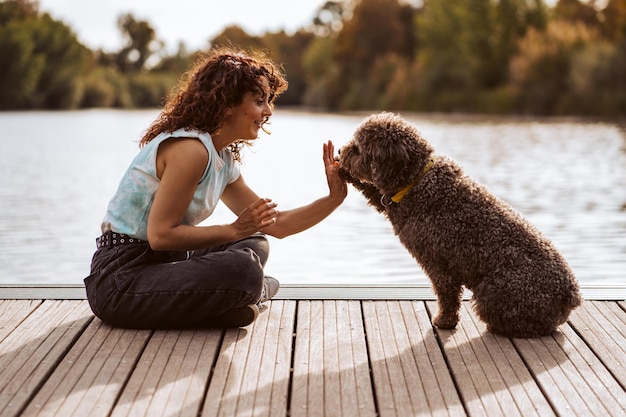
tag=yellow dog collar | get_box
[390,157,436,203]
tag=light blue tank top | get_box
[101,128,241,240]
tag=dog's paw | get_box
[338,167,358,183]
[432,314,458,329]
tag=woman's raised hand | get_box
[323,140,348,203]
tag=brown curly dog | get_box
[339,112,582,337]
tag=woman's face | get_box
[222,77,273,141]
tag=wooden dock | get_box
[0,286,624,416]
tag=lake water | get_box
[0,109,624,285]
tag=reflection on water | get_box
[0,110,624,285]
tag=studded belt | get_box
[96,231,146,249]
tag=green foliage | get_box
[151,42,197,75]
[127,72,177,108]
[80,68,118,108]
[0,20,45,108]
[311,1,348,37]
[415,0,547,111]
[259,30,315,106]
[28,14,88,108]
[115,13,159,73]
[600,0,626,43]
[0,0,624,116]
[301,36,342,108]
[334,0,414,81]
[510,20,597,114]
[79,68,177,109]
[209,26,315,106]
[0,0,87,109]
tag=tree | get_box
[493,0,548,86]
[28,14,89,108]
[510,20,597,114]
[0,0,87,109]
[0,0,41,108]
[602,0,626,41]
[415,0,548,111]
[417,0,492,95]
[302,36,342,108]
[152,41,197,75]
[332,0,416,108]
[0,26,44,108]
[310,0,350,36]
[335,0,415,77]
[261,29,314,105]
[0,0,37,23]
[554,0,600,27]
[115,13,158,72]
[211,25,263,49]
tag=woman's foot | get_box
[211,304,259,328]
[259,276,280,304]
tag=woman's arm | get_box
[146,138,277,251]
[221,141,347,239]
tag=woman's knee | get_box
[231,233,270,266]
[228,248,265,295]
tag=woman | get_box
[85,47,347,329]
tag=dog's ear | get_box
[368,144,413,190]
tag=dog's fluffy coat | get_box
[339,112,581,337]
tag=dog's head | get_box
[339,112,434,194]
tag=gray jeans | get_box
[84,233,269,329]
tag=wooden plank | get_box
[111,328,222,417]
[0,300,41,343]
[0,300,92,417]
[203,301,295,417]
[568,301,626,389]
[514,322,625,416]
[289,300,310,417]
[361,301,397,417]
[400,301,465,416]
[337,300,376,417]
[223,300,296,417]
[228,308,269,416]
[364,300,422,417]
[0,298,623,417]
[317,301,376,417]
[462,303,555,417]
[289,300,375,417]
[323,302,342,416]
[428,301,554,417]
[256,301,296,416]
[290,300,324,417]
[21,319,151,417]
[363,301,462,417]
[559,322,626,416]
[602,301,626,334]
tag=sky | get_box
[37,0,327,52]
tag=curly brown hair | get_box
[140,46,288,161]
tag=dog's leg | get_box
[430,276,463,329]
[338,168,386,213]
[349,180,386,213]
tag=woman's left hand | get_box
[323,140,348,203]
